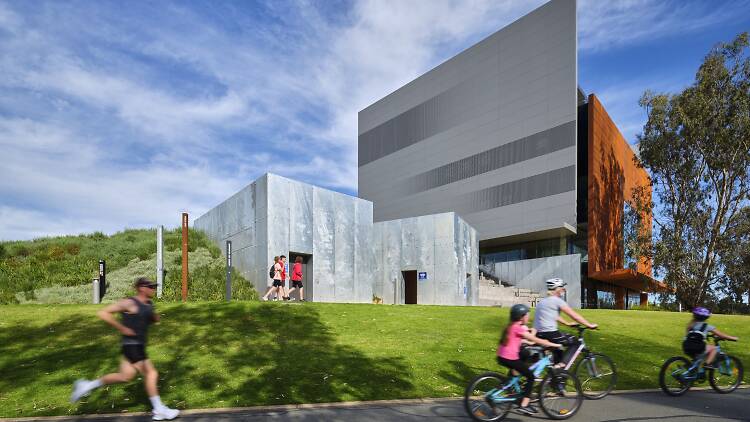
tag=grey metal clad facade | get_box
[358,0,578,242]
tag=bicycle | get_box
[565,326,617,399]
[464,346,583,421]
[658,335,743,396]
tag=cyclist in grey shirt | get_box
[534,278,597,366]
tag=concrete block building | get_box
[195,173,479,305]
[357,0,664,309]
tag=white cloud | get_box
[1,0,745,240]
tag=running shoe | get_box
[70,379,90,403]
[152,406,180,420]
[516,405,538,415]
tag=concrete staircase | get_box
[477,272,542,308]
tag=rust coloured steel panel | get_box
[587,94,652,277]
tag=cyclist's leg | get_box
[538,331,565,364]
[703,345,717,367]
[498,357,534,407]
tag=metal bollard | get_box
[93,278,100,304]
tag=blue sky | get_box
[1,0,749,240]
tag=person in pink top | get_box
[497,304,562,416]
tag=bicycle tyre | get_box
[538,370,583,420]
[463,372,513,421]
[659,356,693,396]
[708,354,744,394]
[573,352,617,399]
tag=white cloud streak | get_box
[1,0,746,240]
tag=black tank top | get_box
[121,297,154,345]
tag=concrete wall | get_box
[358,0,578,242]
[193,176,269,294]
[492,254,581,307]
[195,174,478,305]
[373,212,479,306]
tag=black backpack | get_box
[682,322,708,357]
[269,265,275,279]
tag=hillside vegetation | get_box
[0,228,257,304]
[0,304,748,418]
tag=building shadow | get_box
[0,303,414,417]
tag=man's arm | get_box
[556,316,577,327]
[97,299,136,336]
[152,311,161,323]
[560,305,597,329]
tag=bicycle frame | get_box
[487,354,553,403]
[673,339,731,381]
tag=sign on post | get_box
[225,240,232,302]
[98,259,106,301]
[418,272,428,281]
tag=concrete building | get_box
[194,173,478,305]
[357,0,664,309]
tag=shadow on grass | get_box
[0,303,414,417]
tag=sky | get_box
[1,0,749,241]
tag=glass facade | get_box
[480,237,567,266]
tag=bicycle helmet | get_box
[510,304,530,321]
[692,306,711,321]
[546,278,567,291]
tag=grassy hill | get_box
[0,228,257,304]
[1,303,748,418]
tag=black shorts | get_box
[272,280,284,287]
[122,344,147,364]
[292,280,303,289]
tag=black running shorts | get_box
[122,344,147,364]
[292,280,303,289]
[272,280,284,287]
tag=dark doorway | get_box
[289,252,312,301]
[402,270,417,304]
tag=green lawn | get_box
[1,303,748,418]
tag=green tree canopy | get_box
[637,32,750,309]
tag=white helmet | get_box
[546,278,567,290]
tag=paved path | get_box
[5,389,748,422]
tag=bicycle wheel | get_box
[538,370,583,420]
[573,353,617,399]
[464,372,514,421]
[708,354,744,394]
[659,356,693,396]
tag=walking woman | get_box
[287,256,304,301]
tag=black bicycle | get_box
[564,326,617,399]
[659,336,743,396]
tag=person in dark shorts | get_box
[287,256,304,301]
[70,278,179,421]
[262,256,281,301]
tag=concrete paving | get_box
[4,389,748,422]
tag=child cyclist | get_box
[683,307,739,368]
[498,304,563,416]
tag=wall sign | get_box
[418,272,428,281]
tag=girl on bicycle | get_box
[498,304,563,416]
[684,307,739,368]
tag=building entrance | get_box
[402,270,417,304]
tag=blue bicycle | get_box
[464,346,583,420]
[658,336,743,396]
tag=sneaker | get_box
[703,364,715,370]
[70,379,90,403]
[152,406,180,420]
[261,297,268,302]
[516,405,538,415]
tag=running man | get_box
[533,277,597,367]
[70,277,179,421]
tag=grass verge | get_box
[0,304,747,418]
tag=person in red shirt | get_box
[497,304,562,416]
[287,256,305,301]
[279,255,289,300]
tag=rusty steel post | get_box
[181,212,188,302]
